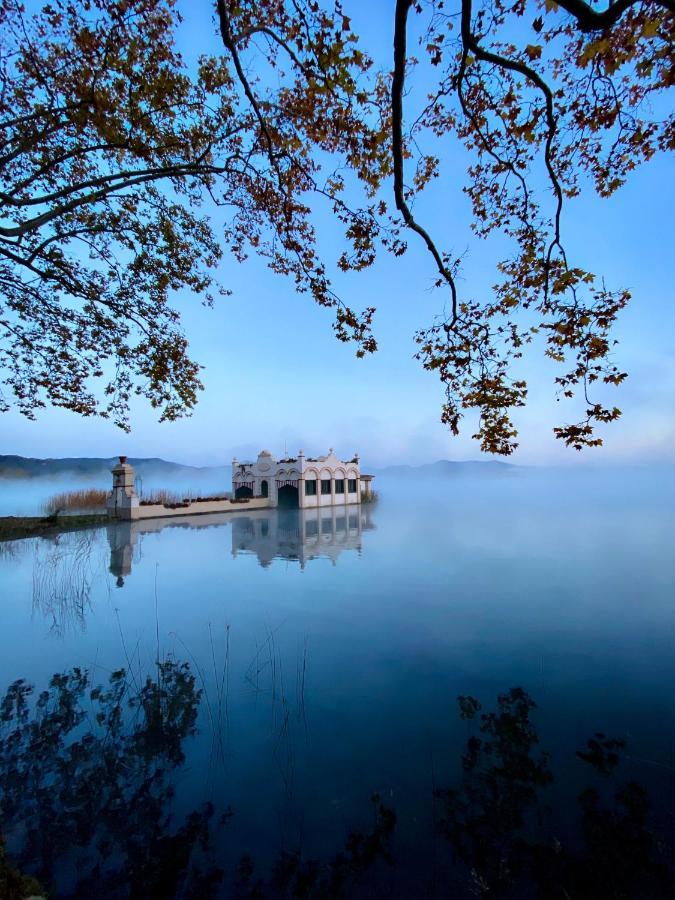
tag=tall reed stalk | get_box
[42,488,108,515]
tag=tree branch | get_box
[0,161,228,239]
[392,0,458,322]
[215,0,291,211]
[555,0,674,33]
[459,0,565,298]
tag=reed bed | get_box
[42,485,232,514]
[43,488,108,515]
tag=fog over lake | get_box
[0,466,673,896]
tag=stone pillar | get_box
[360,475,373,501]
[355,453,362,504]
[298,449,305,508]
[107,456,139,520]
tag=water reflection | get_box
[107,507,376,583]
[434,689,673,898]
[2,530,108,635]
[106,515,227,586]
[0,659,223,898]
[0,506,376,635]
[2,470,674,895]
[0,668,671,898]
[231,507,375,568]
[32,531,105,636]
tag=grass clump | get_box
[43,487,108,515]
[140,489,231,506]
[139,488,184,506]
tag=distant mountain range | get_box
[0,454,514,481]
[0,455,222,479]
[374,459,515,478]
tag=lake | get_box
[0,467,674,897]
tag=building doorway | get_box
[277,484,299,508]
[260,479,269,498]
[235,485,253,499]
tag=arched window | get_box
[260,479,269,498]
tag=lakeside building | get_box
[106,450,374,521]
[231,449,374,508]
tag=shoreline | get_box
[0,514,109,543]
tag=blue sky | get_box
[3,1,674,467]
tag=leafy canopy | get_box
[0,0,672,450]
[394,0,672,452]
[0,0,385,429]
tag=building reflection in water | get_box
[107,507,376,583]
[231,507,375,568]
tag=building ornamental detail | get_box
[231,449,374,508]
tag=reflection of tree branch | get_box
[236,793,396,896]
[436,688,673,897]
[0,660,221,894]
[1,671,672,895]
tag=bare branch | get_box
[392,0,458,321]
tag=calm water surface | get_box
[0,468,673,897]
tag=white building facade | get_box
[231,449,372,508]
